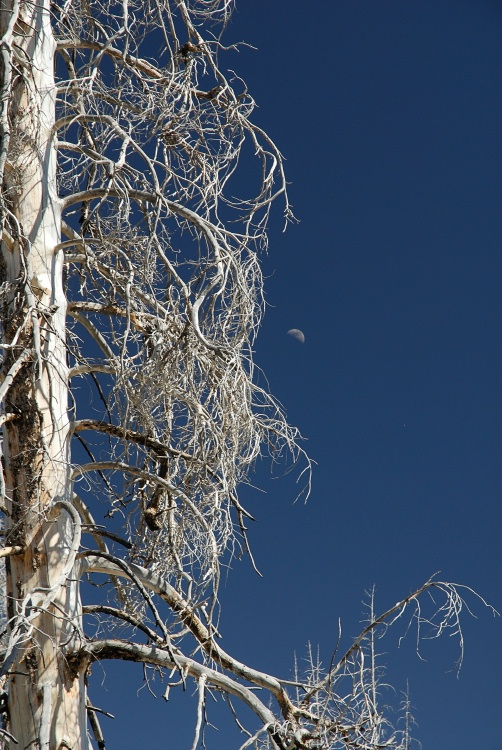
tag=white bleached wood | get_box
[0,1,87,747]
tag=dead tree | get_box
[0,1,493,749]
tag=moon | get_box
[287,328,305,344]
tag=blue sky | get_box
[91,2,501,748]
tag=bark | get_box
[0,1,87,747]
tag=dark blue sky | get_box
[93,2,501,748]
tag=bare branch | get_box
[81,639,278,731]
[0,349,33,403]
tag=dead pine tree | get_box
[0,2,494,749]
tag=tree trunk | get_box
[0,1,87,747]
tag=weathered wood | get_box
[0,2,87,747]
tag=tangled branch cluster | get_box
[48,0,306,608]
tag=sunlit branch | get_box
[80,550,296,719]
[78,639,278,731]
